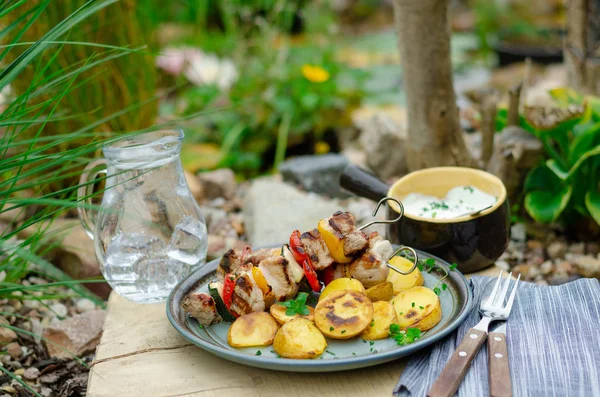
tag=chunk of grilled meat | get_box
[217,248,278,279]
[300,229,334,270]
[258,256,300,301]
[228,272,266,317]
[347,232,393,288]
[328,211,368,255]
[180,292,221,326]
[243,248,279,266]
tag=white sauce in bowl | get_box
[402,186,497,219]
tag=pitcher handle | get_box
[77,159,107,240]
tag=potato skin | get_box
[360,301,397,340]
[227,312,280,347]
[314,290,373,339]
[365,281,394,302]
[318,277,365,302]
[269,304,315,325]
[273,318,327,359]
[391,286,442,331]
[387,257,424,295]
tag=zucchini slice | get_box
[208,282,236,322]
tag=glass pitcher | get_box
[77,130,207,303]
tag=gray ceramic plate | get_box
[167,248,474,372]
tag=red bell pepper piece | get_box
[222,274,236,309]
[289,230,307,264]
[290,230,321,292]
[302,259,321,292]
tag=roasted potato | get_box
[365,281,394,302]
[315,290,373,339]
[273,318,327,359]
[227,312,280,347]
[360,301,397,340]
[391,286,442,331]
[318,277,365,302]
[387,256,424,295]
[270,304,315,325]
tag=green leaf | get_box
[569,121,600,166]
[524,186,572,223]
[296,292,308,305]
[546,159,569,181]
[585,191,600,226]
[525,165,562,191]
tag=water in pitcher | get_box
[82,130,208,303]
[103,217,207,302]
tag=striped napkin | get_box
[394,276,600,397]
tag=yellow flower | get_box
[314,141,330,154]
[302,64,330,83]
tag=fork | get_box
[427,272,520,397]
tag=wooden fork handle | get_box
[427,328,487,397]
[488,332,512,397]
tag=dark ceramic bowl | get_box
[340,165,510,273]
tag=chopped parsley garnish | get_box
[279,292,310,316]
[433,287,441,295]
[329,326,334,331]
[399,312,404,315]
[411,302,415,307]
[326,350,335,356]
[419,306,424,309]
[389,324,422,346]
[442,283,448,291]
[370,320,375,327]
[362,339,367,343]
[431,212,437,218]
[369,341,375,346]
[255,350,262,356]
[449,263,458,271]
[341,330,346,334]
[352,352,357,356]
[464,186,474,193]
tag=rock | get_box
[243,179,342,246]
[75,298,96,313]
[0,317,17,345]
[510,223,527,243]
[571,255,600,278]
[512,264,531,279]
[184,171,204,202]
[535,280,549,286]
[1,386,15,394]
[49,303,67,319]
[540,260,554,275]
[586,242,600,256]
[206,235,246,260]
[43,310,105,359]
[527,264,541,279]
[199,207,228,229]
[23,300,39,309]
[569,242,586,255]
[526,240,544,258]
[22,367,39,381]
[546,241,567,259]
[358,114,408,179]
[279,154,351,198]
[197,169,236,200]
[17,219,111,299]
[5,343,21,360]
[495,260,510,271]
[341,145,368,169]
[555,260,573,275]
[13,369,24,376]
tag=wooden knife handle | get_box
[427,328,487,397]
[488,332,512,397]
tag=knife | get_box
[488,322,512,397]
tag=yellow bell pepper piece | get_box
[252,267,270,295]
[318,219,353,263]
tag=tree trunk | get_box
[565,0,600,95]
[393,0,474,170]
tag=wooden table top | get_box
[87,265,503,397]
